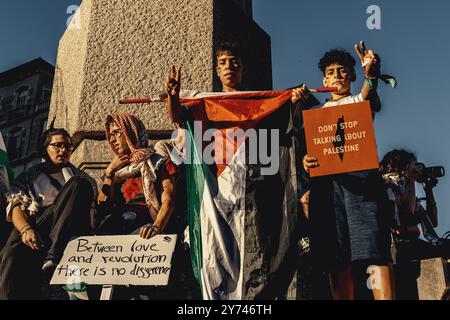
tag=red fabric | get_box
[180,90,292,122]
[180,90,292,176]
[121,177,145,204]
[159,159,177,181]
[120,160,176,204]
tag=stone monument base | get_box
[395,258,449,300]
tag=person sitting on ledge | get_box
[0,127,97,300]
[95,113,190,299]
[96,113,178,238]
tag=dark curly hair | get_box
[216,42,246,64]
[40,128,72,159]
[318,49,356,82]
[380,149,417,174]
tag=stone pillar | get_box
[417,258,449,300]
[48,0,271,178]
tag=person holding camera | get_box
[380,149,449,262]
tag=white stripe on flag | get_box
[198,145,246,300]
[0,132,6,151]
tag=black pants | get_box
[0,176,94,300]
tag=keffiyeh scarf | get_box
[105,113,166,213]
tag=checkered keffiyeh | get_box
[105,113,162,212]
[105,113,151,163]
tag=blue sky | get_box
[1,0,449,235]
[254,0,450,236]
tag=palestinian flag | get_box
[0,132,13,190]
[180,90,300,300]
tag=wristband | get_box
[364,78,378,89]
[150,225,161,234]
[102,171,115,181]
[19,224,32,233]
[20,226,32,236]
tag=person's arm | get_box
[361,81,381,113]
[424,178,438,227]
[140,176,176,239]
[98,175,114,204]
[300,190,310,220]
[98,155,130,204]
[354,41,382,113]
[11,205,41,250]
[5,171,42,249]
[165,66,185,127]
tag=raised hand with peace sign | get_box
[354,40,381,79]
[164,65,185,126]
[165,65,181,99]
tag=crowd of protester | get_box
[0,41,448,300]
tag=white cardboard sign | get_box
[50,235,177,286]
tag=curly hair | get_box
[380,149,417,174]
[318,49,356,82]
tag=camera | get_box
[415,163,445,183]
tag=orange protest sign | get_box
[302,101,379,177]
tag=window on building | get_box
[41,86,52,101]
[2,96,14,112]
[16,89,29,109]
[36,86,51,111]
[7,127,26,160]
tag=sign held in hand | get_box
[302,101,380,177]
[50,235,177,287]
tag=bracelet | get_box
[150,225,161,234]
[20,226,32,236]
[364,78,379,89]
[19,224,32,233]
[102,171,115,181]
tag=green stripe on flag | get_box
[184,118,219,296]
[0,133,13,183]
[185,118,205,291]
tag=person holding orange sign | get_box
[298,41,395,300]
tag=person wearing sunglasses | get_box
[0,127,97,300]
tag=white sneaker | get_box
[42,260,57,272]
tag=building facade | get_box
[233,0,252,17]
[0,58,54,177]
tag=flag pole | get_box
[118,87,337,105]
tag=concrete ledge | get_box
[417,258,449,300]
